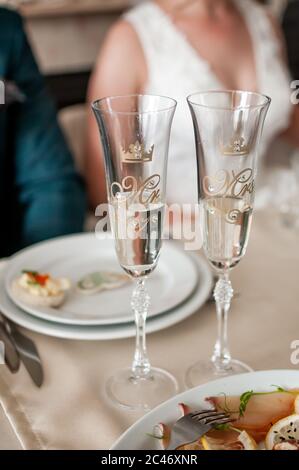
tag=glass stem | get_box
[211,271,234,371]
[131,278,151,379]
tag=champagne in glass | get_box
[111,199,165,277]
[186,90,270,387]
[92,94,178,410]
[203,196,253,270]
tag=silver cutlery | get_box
[1,316,44,387]
[167,409,232,450]
[0,321,20,373]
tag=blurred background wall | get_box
[0,0,135,107]
[0,0,293,107]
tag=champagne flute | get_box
[92,94,178,410]
[186,90,270,387]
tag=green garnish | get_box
[22,270,38,275]
[271,385,294,393]
[217,392,231,414]
[214,423,231,431]
[150,386,298,443]
[217,386,297,418]
[239,390,254,417]
[146,432,164,440]
[238,386,296,417]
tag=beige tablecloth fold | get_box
[0,211,299,449]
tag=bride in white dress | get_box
[86,0,299,208]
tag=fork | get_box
[167,410,232,450]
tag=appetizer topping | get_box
[178,403,191,416]
[273,441,299,450]
[153,423,171,450]
[22,270,49,286]
[12,270,71,308]
[207,387,299,442]
[200,429,257,450]
[265,414,299,450]
[153,388,299,451]
[18,271,70,297]
[77,271,130,295]
[237,430,258,450]
[178,440,205,451]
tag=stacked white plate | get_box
[0,234,213,340]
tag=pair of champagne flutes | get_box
[92,91,270,411]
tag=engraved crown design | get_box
[120,141,154,163]
[222,136,250,156]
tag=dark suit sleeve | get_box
[8,11,86,247]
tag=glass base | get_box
[106,367,179,411]
[185,358,253,389]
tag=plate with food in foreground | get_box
[111,370,299,450]
[4,233,202,326]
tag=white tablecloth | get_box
[0,211,299,449]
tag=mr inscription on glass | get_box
[111,141,160,205]
[203,168,255,198]
[111,174,160,205]
[203,168,255,224]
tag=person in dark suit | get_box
[282,0,299,80]
[0,7,86,257]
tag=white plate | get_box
[0,254,212,340]
[4,234,198,326]
[111,370,299,450]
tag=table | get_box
[0,210,299,449]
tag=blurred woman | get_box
[87,0,299,208]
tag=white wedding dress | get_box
[124,0,293,205]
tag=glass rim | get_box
[92,93,177,115]
[187,90,271,110]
